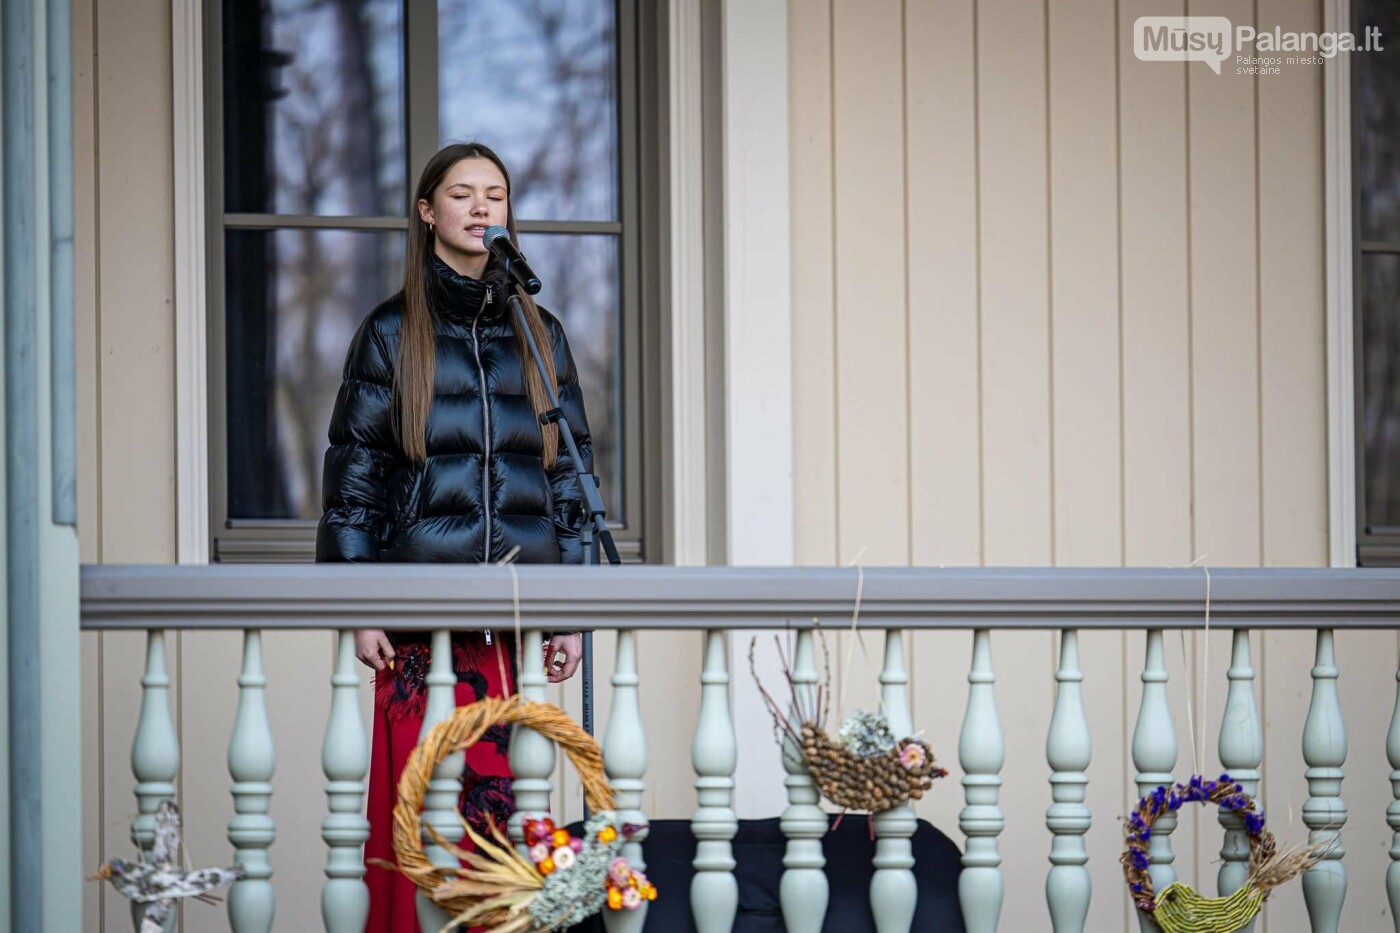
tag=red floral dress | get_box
[364,633,518,932]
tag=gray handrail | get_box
[80,564,1400,630]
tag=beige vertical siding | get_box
[789,0,1394,929]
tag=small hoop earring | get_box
[428,222,435,233]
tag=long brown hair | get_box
[397,143,560,467]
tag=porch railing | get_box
[81,564,1400,932]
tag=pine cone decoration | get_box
[800,730,946,812]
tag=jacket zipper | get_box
[471,289,495,644]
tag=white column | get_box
[1302,629,1348,932]
[225,627,274,924]
[321,631,370,932]
[1132,630,1176,933]
[416,630,460,932]
[871,631,917,932]
[131,631,180,932]
[959,629,1005,933]
[780,629,828,932]
[1045,630,1091,932]
[1217,629,1261,933]
[603,630,649,933]
[227,630,276,932]
[510,627,556,849]
[691,630,739,932]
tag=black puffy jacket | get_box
[315,256,593,571]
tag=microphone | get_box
[483,225,542,295]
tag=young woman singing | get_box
[316,141,592,930]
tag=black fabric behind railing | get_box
[567,816,965,932]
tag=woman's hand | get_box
[355,629,396,671]
[543,633,583,683]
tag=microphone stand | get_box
[501,273,621,746]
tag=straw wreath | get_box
[749,628,948,814]
[388,695,654,932]
[1121,773,1326,932]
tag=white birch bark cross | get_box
[94,800,244,932]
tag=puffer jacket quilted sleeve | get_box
[315,306,400,562]
[545,312,594,565]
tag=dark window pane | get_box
[438,0,619,222]
[226,229,405,520]
[1362,252,1400,530]
[518,233,622,522]
[223,0,405,216]
[1356,2,1400,241]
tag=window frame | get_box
[1351,0,1400,565]
[204,0,655,563]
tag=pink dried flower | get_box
[528,843,550,864]
[609,857,632,886]
[622,887,642,910]
[899,742,927,770]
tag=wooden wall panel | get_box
[791,0,838,568]
[832,0,908,568]
[1188,0,1262,568]
[905,0,981,569]
[1049,0,1123,569]
[977,0,1052,569]
[1118,0,1194,568]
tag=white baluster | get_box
[780,628,828,932]
[510,627,556,852]
[1302,629,1348,932]
[1046,630,1091,932]
[604,630,649,932]
[691,630,738,932]
[131,631,180,932]
[1217,629,1261,932]
[959,629,1005,933]
[1388,666,1400,931]
[1131,629,1177,933]
[321,630,370,932]
[227,630,276,932]
[871,630,917,931]
[416,629,461,932]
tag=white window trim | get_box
[668,0,711,567]
[720,0,794,568]
[1324,0,1357,568]
[173,0,210,565]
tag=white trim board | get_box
[668,0,710,568]
[172,0,210,565]
[1324,0,1356,569]
[721,0,794,567]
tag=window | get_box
[1354,0,1400,564]
[209,0,651,562]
